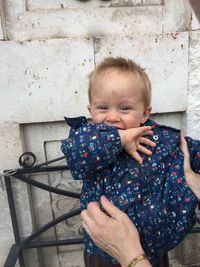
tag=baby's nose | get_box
[106,112,120,122]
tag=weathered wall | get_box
[0,0,200,266]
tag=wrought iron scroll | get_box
[3,152,82,267]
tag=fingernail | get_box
[101,195,107,202]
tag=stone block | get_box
[94,32,189,113]
[4,0,163,41]
[163,0,191,32]
[27,0,163,10]
[188,31,200,111]
[0,38,94,124]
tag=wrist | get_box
[126,254,151,267]
[118,129,126,147]
[120,248,145,267]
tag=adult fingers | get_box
[81,210,104,246]
[100,196,125,220]
[82,220,93,237]
[81,209,93,227]
[81,209,96,237]
[180,134,191,170]
[86,201,109,225]
[86,201,99,217]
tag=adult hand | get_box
[181,134,200,200]
[118,126,156,164]
[81,196,151,267]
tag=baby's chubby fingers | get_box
[130,151,143,164]
[140,137,156,148]
[118,126,156,163]
[137,144,153,156]
[138,126,153,136]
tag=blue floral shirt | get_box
[61,116,200,266]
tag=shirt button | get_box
[153,135,159,141]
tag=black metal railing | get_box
[3,152,200,267]
[3,152,82,267]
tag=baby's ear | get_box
[141,106,152,124]
[87,104,91,114]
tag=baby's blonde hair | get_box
[88,57,151,108]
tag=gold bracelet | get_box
[127,254,150,267]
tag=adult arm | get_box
[181,135,200,200]
[81,196,151,267]
[185,136,200,174]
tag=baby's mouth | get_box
[116,126,125,130]
[104,122,125,130]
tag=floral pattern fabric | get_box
[61,116,200,266]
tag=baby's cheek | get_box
[92,114,105,124]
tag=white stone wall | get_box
[187,30,200,140]
[0,0,200,266]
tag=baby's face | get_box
[88,69,151,130]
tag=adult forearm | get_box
[181,135,200,200]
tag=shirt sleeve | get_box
[186,136,200,174]
[61,122,122,180]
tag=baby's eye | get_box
[97,105,108,110]
[120,106,130,111]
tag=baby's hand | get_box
[118,126,156,164]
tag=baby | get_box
[61,57,200,266]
